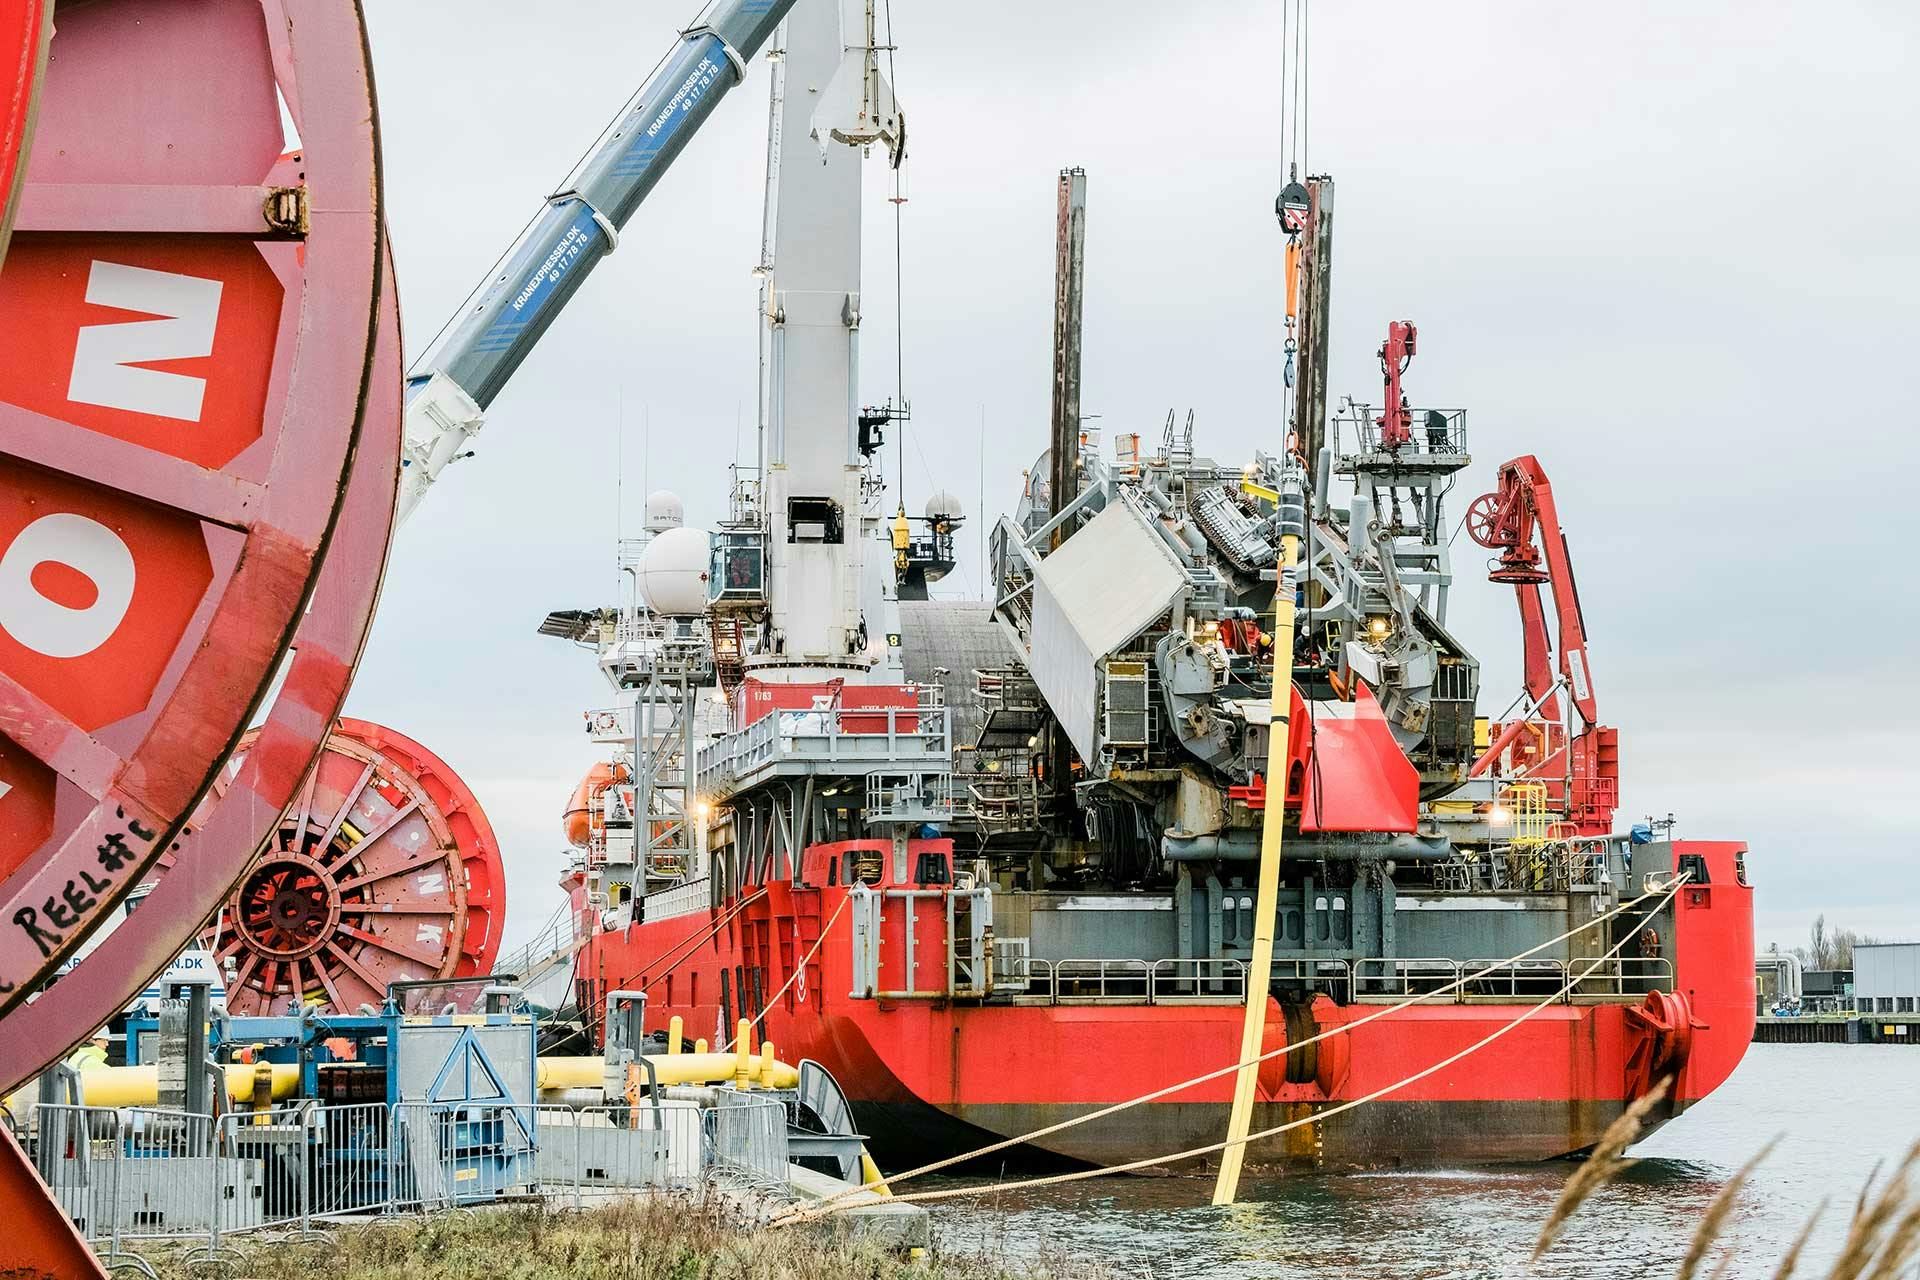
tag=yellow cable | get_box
[1215,530,1299,1205]
[791,873,1683,1217]
[781,876,1684,1221]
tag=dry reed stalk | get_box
[1531,1077,1673,1263]
[1767,1196,1827,1280]
[1828,1141,1920,1280]
[1855,1159,1885,1226]
[1674,1135,1779,1280]
[1860,1193,1920,1280]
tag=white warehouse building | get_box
[1854,943,1920,1015]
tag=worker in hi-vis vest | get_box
[66,1032,109,1071]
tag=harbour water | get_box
[929,1045,1918,1278]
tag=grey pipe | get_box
[1162,830,1452,862]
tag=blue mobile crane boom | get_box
[398,0,802,519]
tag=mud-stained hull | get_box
[855,1096,1691,1173]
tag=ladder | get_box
[711,616,746,698]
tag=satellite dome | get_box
[925,491,964,522]
[636,526,711,616]
[643,490,685,534]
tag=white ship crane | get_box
[541,0,936,925]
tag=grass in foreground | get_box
[149,1197,1113,1280]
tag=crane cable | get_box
[1276,0,1311,184]
[782,871,1687,1220]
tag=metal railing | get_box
[990,952,1669,1007]
[957,765,1049,834]
[18,1092,794,1273]
[848,885,994,1001]
[864,770,955,824]
[496,903,594,989]
[1334,404,1468,457]
[1148,957,1248,1003]
[695,692,951,799]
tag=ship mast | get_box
[747,0,903,687]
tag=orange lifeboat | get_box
[563,760,630,848]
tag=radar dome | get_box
[636,526,711,616]
[643,490,685,534]
[925,491,964,522]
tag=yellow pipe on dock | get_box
[535,1053,800,1092]
[10,1052,799,1112]
[61,1064,303,1108]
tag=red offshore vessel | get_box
[543,0,1754,1173]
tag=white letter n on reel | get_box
[67,261,223,422]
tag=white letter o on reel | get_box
[0,513,138,659]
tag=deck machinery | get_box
[974,381,1490,991]
[552,0,1753,1173]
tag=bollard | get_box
[759,1042,776,1089]
[734,1020,753,1090]
[667,1015,683,1055]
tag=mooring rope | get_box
[577,887,771,1043]
[635,887,768,991]
[780,873,1685,1221]
[719,893,850,1053]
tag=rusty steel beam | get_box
[1047,166,1087,547]
[1291,176,1334,469]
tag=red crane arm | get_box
[1376,320,1417,449]
[1464,454,1598,727]
[1516,581,1559,719]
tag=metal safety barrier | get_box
[17,1092,796,1272]
[707,1093,789,1184]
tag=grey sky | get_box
[350,1,1919,954]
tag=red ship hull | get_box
[576,841,1753,1173]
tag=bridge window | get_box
[915,852,951,886]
